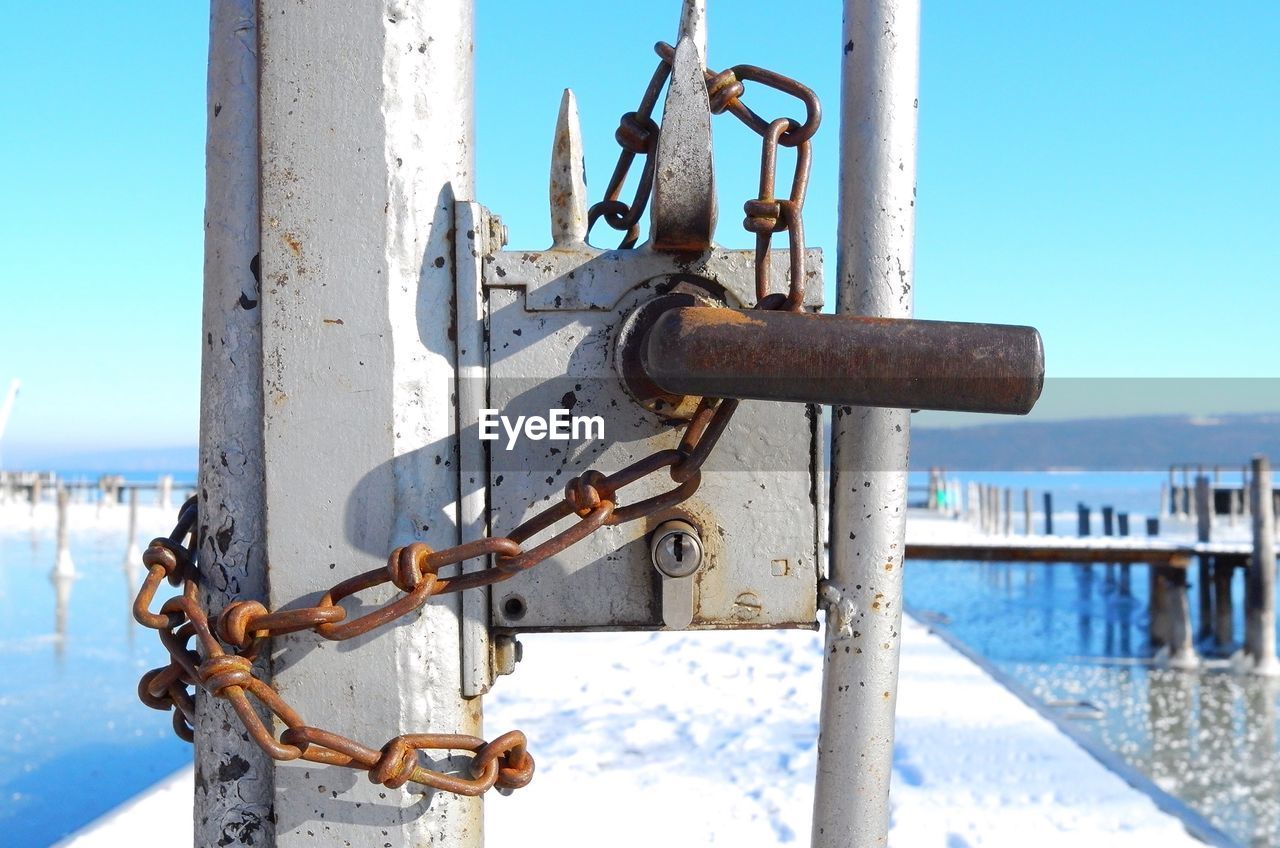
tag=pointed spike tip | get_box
[549,88,588,247]
[650,36,716,252]
[677,0,708,65]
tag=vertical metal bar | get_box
[195,1,272,842]
[814,2,919,844]
[256,0,480,845]
[457,202,494,698]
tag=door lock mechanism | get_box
[651,519,705,629]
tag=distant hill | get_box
[5,412,1277,477]
[908,413,1280,471]
[4,445,197,478]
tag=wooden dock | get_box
[905,538,1268,569]
[906,457,1279,673]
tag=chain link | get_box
[134,45,819,802]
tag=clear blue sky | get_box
[1,2,1276,459]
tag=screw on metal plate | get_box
[494,634,523,678]
[650,519,704,629]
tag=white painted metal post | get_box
[194,1,273,843]
[256,1,480,845]
[814,1,919,845]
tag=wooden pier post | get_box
[156,473,172,510]
[968,481,980,527]
[1117,512,1132,653]
[1077,503,1090,537]
[1196,475,1213,642]
[1102,506,1115,589]
[1245,455,1279,674]
[1149,569,1167,649]
[1002,488,1012,536]
[1140,488,1203,669]
[1213,555,1235,651]
[1117,512,1132,596]
[1159,567,1199,669]
[122,487,142,572]
[1023,488,1032,535]
[53,487,74,579]
[1043,492,1053,535]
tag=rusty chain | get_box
[134,43,819,802]
[589,40,820,315]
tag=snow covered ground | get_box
[62,614,1205,846]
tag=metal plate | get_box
[471,220,823,632]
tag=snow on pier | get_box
[61,616,1206,846]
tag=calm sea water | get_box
[0,502,192,846]
[0,469,1272,845]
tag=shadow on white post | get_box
[251,0,481,845]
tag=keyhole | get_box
[649,520,703,579]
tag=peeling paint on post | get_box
[195,1,272,845]
[813,1,920,845]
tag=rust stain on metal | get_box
[642,306,1044,414]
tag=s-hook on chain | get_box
[133,40,820,800]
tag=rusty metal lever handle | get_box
[641,307,1044,415]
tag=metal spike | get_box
[677,0,708,65]
[549,88,589,247]
[651,36,716,252]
